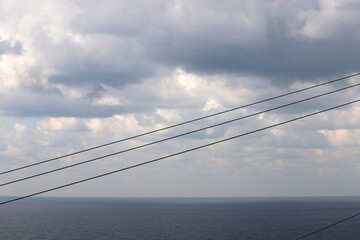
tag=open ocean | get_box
[1,196,360,240]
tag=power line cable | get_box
[1,73,359,176]
[295,212,360,239]
[1,98,359,206]
[2,82,360,187]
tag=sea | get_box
[1,196,360,240]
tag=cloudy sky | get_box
[1,0,360,198]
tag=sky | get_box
[1,0,360,198]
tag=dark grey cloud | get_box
[0,91,151,118]
[0,39,22,55]
[48,68,152,88]
[84,84,106,101]
[3,0,360,118]
[147,23,360,85]
[0,138,6,151]
[60,0,359,89]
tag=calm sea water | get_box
[1,196,360,240]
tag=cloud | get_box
[0,39,22,55]
[1,0,360,198]
[37,117,89,132]
[1,0,359,96]
[3,0,357,95]
[48,68,152,88]
[298,0,360,40]
[144,2,360,83]
[0,89,151,118]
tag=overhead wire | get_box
[1,98,359,206]
[1,81,360,187]
[295,211,360,239]
[1,72,359,176]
